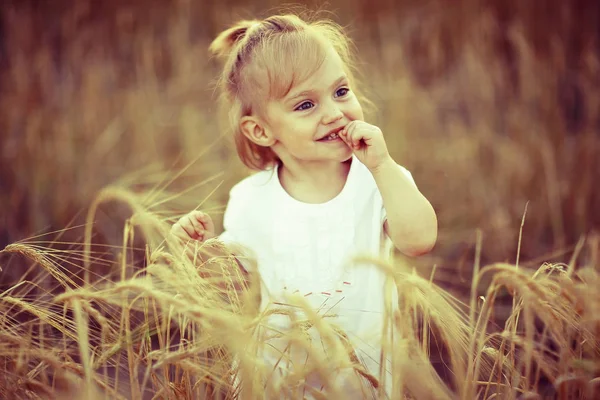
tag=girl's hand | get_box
[339,121,392,171]
[171,211,215,242]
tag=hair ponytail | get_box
[209,19,261,60]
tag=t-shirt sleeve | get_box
[218,184,244,245]
[217,183,258,272]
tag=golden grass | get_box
[1,0,599,398]
[0,185,598,399]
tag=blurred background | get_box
[1,0,598,299]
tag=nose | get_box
[321,102,343,125]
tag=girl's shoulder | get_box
[222,169,277,227]
[351,157,416,188]
[228,168,277,199]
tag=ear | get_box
[240,116,276,147]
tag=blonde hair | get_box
[209,13,365,171]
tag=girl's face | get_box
[263,46,364,166]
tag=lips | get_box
[317,126,344,141]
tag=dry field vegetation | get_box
[0,0,599,399]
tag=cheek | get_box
[278,119,312,144]
[269,115,294,140]
[355,106,364,121]
[348,98,364,120]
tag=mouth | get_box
[317,127,344,142]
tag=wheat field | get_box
[0,0,599,399]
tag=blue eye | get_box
[335,87,349,97]
[295,101,314,111]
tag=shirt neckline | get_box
[272,156,358,209]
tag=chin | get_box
[339,148,353,162]
[340,153,353,163]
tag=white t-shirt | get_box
[219,156,416,388]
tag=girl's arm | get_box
[371,159,438,257]
[340,121,438,257]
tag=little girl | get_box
[171,12,437,398]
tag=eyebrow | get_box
[286,75,348,103]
